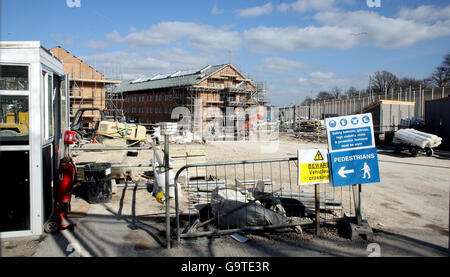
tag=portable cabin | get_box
[362,100,415,141]
[0,41,69,239]
[425,97,450,150]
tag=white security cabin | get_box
[0,41,69,239]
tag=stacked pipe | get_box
[394,128,442,148]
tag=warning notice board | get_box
[298,149,330,185]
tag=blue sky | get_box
[1,0,449,106]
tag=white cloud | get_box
[83,39,109,51]
[211,4,224,15]
[243,9,450,52]
[81,46,224,81]
[278,0,335,13]
[309,71,335,79]
[81,51,171,80]
[51,34,77,46]
[315,10,450,48]
[398,5,450,22]
[106,22,241,53]
[156,48,212,70]
[257,57,309,74]
[243,25,358,51]
[236,3,274,17]
[298,71,367,91]
[277,3,290,13]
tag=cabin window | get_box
[0,65,29,91]
[0,95,29,145]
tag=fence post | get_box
[315,183,320,235]
[409,86,411,102]
[164,134,171,249]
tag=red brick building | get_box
[115,64,267,128]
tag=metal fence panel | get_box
[173,157,358,241]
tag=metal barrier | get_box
[173,157,359,242]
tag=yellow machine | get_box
[0,112,29,136]
[96,121,147,144]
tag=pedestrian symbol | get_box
[314,150,324,161]
[362,162,371,179]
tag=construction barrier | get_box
[173,156,362,242]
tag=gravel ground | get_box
[2,135,448,257]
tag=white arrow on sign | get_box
[338,167,354,178]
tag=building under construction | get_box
[114,64,268,133]
[49,46,122,123]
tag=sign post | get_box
[325,114,380,228]
[298,149,330,235]
[315,184,320,235]
[352,184,362,226]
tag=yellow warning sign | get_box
[298,149,330,185]
[300,162,329,184]
[314,151,324,161]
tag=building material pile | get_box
[394,128,442,149]
[209,182,290,228]
[185,179,342,213]
[298,120,321,133]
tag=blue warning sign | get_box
[329,147,380,187]
[325,113,376,153]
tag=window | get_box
[0,95,29,145]
[41,71,53,140]
[0,65,29,91]
[47,73,53,138]
[0,64,30,146]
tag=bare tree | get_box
[429,66,448,87]
[330,86,342,99]
[345,86,359,98]
[427,52,450,88]
[443,53,450,85]
[369,71,398,93]
[316,91,334,100]
[301,96,313,105]
[398,77,422,89]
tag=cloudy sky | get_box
[1,0,449,106]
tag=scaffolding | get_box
[105,84,124,120]
[50,46,122,124]
[118,64,269,135]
